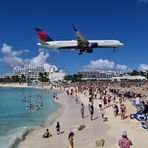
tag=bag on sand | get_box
[78,125,86,131]
[96,138,105,147]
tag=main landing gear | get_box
[113,48,116,53]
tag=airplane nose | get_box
[37,43,41,46]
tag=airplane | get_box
[35,25,124,55]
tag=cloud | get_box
[139,64,148,71]
[83,59,130,72]
[0,43,50,68]
[11,49,29,56]
[0,44,28,67]
[116,64,129,71]
[25,51,49,66]
[2,56,23,67]
[1,44,29,56]
[1,43,12,54]
[137,0,148,4]
[84,59,115,70]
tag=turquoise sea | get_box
[0,87,61,148]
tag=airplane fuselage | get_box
[37,40,123,49]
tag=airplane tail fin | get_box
[35,28,54,42]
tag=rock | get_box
[96,138,105,147]
[78,125,86,131]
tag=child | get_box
[56,122,60,135]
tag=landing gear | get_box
[113,48,116,53]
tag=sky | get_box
[0,0,148,74]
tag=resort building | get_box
[78,70,114,80]
[12,65,66,81]
[112,75,147,81]
[13,64,62,79]
[13,65,45,80]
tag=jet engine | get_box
[90,43,98,48]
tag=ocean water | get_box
[0,87,61,148]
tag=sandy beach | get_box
[17,84,148,148]
[18,92,109,148]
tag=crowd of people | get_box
[42,80,148,148]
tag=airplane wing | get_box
[73,25,90,48]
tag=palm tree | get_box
[4,76,11,83]
[11,76,19,82]
[130,70,138,76]
[20,74,26,83]
[38,72,49,82]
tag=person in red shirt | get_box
[119,131,133,148]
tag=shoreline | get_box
[0,85,65,148]
[18,92,71,148]
[14,92,66,148]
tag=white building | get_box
[13,64,66,81]
[78,70,113,80]
[13,65,45,79]
[112,75,147,81]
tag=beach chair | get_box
[130,111,147,121]
[131,101,142,109]
[141,120,148,130]
[137,114,147,121]
[130,113,136,119]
